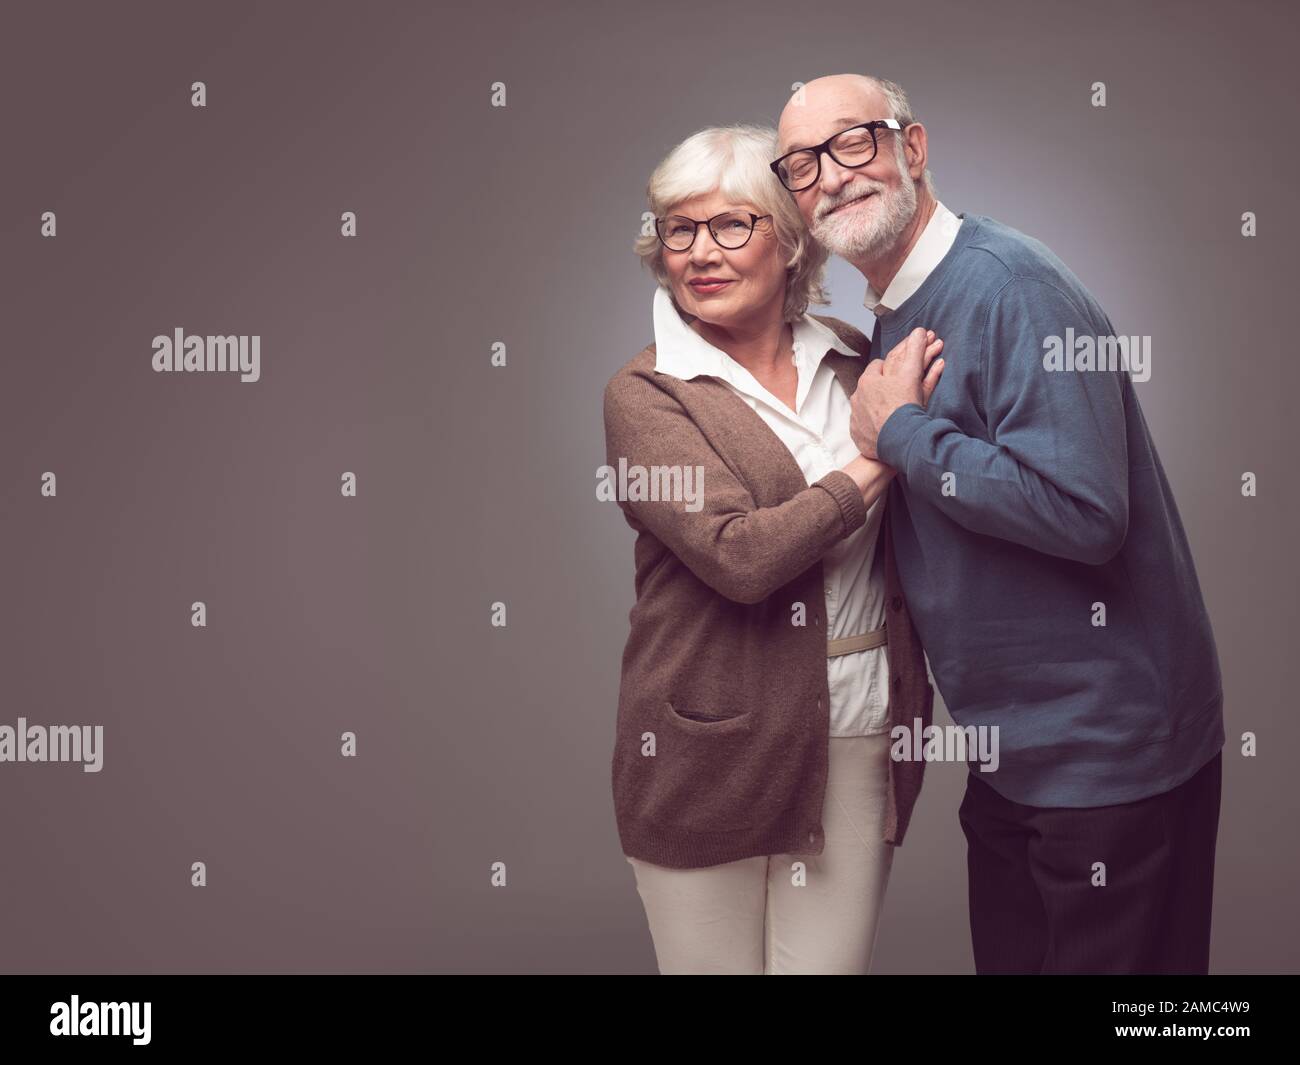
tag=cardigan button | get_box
[808,831,816,843]
[890,596,903,612]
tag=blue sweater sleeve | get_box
[875,276,1130,565]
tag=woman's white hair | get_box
[634,124,828,322]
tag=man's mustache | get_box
[814,180,886,223]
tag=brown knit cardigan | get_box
[603,314,935,870]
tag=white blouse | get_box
[651,286,890,737]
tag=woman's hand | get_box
[841,331,945,501]
[850,328,946,459]
[842,453,896,504]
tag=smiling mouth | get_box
[828,192,875,216]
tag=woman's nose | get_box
[688,229,723,264]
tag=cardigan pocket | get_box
[662,699,753,735]
[650,700,758,832]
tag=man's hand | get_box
[850,327,945,459]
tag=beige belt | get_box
[827,624,888,657]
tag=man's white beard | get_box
[812,167,918,261]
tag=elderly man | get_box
[774,74,1225,975]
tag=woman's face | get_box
[660,192,787,331]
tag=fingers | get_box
[921,337,945,402]
[904,327,928,371]
[885,328,939,377]
[884,328,933,365]
[921,357,945,402]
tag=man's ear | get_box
[903,123,928,181]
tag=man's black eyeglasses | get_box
[769,119,905,192]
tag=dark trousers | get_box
[958,750,1222,974]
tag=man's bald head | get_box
[777,74,896,155]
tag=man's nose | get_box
[818,151,854,195]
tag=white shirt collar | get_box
[652,285,860,384]
[863,200,962,316]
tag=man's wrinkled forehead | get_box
[777,79,887,154]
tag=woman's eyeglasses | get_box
[655,211,772,252]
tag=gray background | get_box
[1,0,1295,973]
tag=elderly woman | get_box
[603,124,943,974]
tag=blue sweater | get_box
[875,213,1224,807]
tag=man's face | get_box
[777,79,919,262]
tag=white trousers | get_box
[626,732,895,974]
